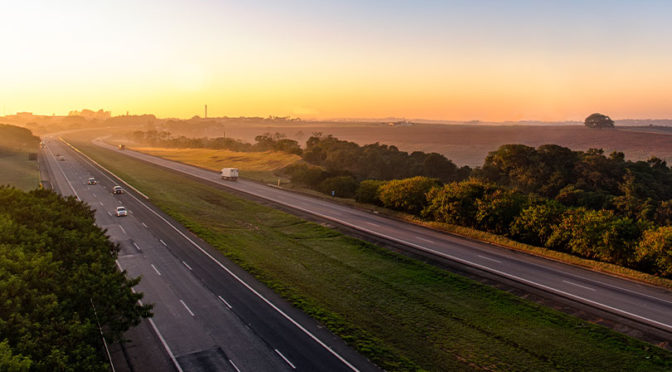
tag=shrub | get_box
[356,180,386,205]
[636,226,672,277]
[318,176,359,198]
[378,177,440,215]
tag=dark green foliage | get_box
[547,208,641,265]
[584,113,615,128]
[303,135,468,182]
[0,187,151,371]
[510,200,566,246]
[282,163,328,188]
[355,180,386,205]
[475,189,527,235]
[318,176,358,198]
[636,227,672,276]
[129,130,302,155]
[480,144,672,206]
[422,179,499,228]
[377,177,440,215]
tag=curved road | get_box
[86,138,672,339]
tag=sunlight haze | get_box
[2,0,671,121]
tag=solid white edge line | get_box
[112,180,361,372]
[192,178,672,333]
[45,145,80,200]
[58,137,150,199]
[151,264,162,276]
[182,261,192,271]
[229,359,241,372]
[115,261,183,372]
[274,349,296,369]
[139,297,184,372]
[218,295,233,309]
[180,300,195,316]
[49,140,185,370]
[97,139,672,361]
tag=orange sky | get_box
[2,1,672,121]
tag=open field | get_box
[0,152,39,190]
[70,137,672,371]
[130,146,300,183]
[221,123,672,166]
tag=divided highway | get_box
[41,137,378,372]
[87,138,672,338]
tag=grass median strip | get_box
[72,139,672,371]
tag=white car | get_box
[116,206,128,217]
[113,186,123,194]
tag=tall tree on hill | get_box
[584,113,615,128]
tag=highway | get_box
[87,138,672,340]
[41,137,378,372]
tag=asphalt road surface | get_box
[86,138,672,339]
[41,138,378,372]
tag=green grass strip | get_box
[72,139,672,372]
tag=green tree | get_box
[0,187,151,370]
[636,226,672,276]
[423,179,499,228]
[584,113,615,128]
[355,180,386,205]
[318,176,358,198]
[475,189,527,235]
[378,177,440,215]
[510,200,566,246]
[547,208,639,265]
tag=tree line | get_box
[346,145,672,278]
[128,130,672,277]
[0,187,151,370]
[129,130,302,155]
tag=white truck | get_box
[221,168,239,181]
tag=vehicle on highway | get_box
[87,177,97,185]
[113,186,124,194]
[58,155,65,161]
[221,167,239,181]
[115,206,128,217]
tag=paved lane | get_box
[88,138,672,336]
[43,137,377,372]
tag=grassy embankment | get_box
[130,145,672,289]
[0,124,40,190]
[72,139,672,371]
[129,146,300,184]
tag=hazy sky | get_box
[2,0,672,121]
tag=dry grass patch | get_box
[131,147,300,171]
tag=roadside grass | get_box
[72,139,672,371]
[130,147,299,184]
[0,152,39,190]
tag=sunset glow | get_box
[2,0,672,121]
